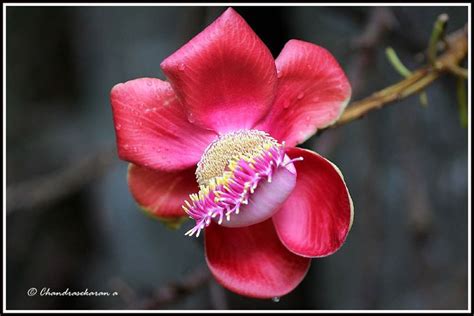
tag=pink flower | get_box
[110,8,354,299]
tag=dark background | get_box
[6,6,469,310]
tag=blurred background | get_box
[6,5,469,310]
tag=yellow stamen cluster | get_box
[184,174,231,208]
[195,130,277,188]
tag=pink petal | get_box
[220,155,297,228]
[256,40,351,146]
[205,219,311,298]
[128,163,198,219]
[110,78,217,171]
[273,147,354,257]
[160,8,277,133]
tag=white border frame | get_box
[2,2,471,313]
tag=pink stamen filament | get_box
[282,157,304,167]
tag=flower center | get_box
[195,130,278,187]
[183,130,302,237]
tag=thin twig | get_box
[331,25,467,128]
[349,7,397,96]
[139,266,211,309]
[6,147,117,214]
[445,63,468,79]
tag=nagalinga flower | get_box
[110,8,354,299]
